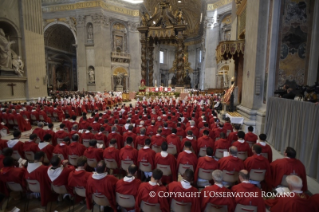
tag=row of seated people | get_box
[0,148,318,212]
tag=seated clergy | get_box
[161,122,172,137]
[86,160,118,211]
[115,164,141,211]
[231,170,265,212]
[151,128,166,153]
[135,128,148,150]
[53,136,70,160]
[123,124,137,144]
[201,170,235,212]
[135,169,169,212]
[0,156,27,196]
[55,123,70,145]
[177,141,198,176]
[38,134,55,162]
[45,123,56,146]
[265,175,317,212]
[95,127,108,148]
[25,151,52,206]
[194,147,218,187]
[214,132,231,157]
[68,134,86,157]
[244,144,272,189]
[227,124,240,146]
[23,134,40,158]
[256,134,272,163]
[166,128,181,155]
[32,122,46,141]
[137,138,156,181]
[181,130,198,155]
[47,155,75,197]
[0,148,13,170]
[6,130,24,160]
[107,126,123,148]
[83,139,103,168]
[185,120,199,138]
[154,141,177,184]
[223,117,233,133]
[197,130,214,157]
[119,137,138,168]
[244,126,258,146]
[68,156,92,199]
[168,169,200,212]
[270,147,307,192]
[103,138,120,169]
[232,131,252,160]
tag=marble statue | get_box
[12,56,24,76]
[0,28,15,68]
[116,73,124,85]
[87,24,93,40]
[88,67,95,83]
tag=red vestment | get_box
[123,131,137,143]
[47,165,75,194]
[146,125,157,136]
[194,156,218,184]
[166,134,181,155]
[95,132,108,148]
[81,131,95,142]
[52,108,64,122]
[107,132,123,148]
[176,127,186,138]
[23,141,39,154]
[68,169,92,198]
[256,142,273,163]
[223,122,233,132]
[270,158,307,191]
[115,178,141,210]
[245,132,258,143]
[135,182,169,212]
[210,128,226,141]
[38,142,54,161]
[86,174,118,210]
[185,126,199,138]
[201,185,235,212]
[119,145,138,165]
[83,147,103,162]
[197,135,214,154]
[25,163,52,206]
[38,110,52,124]
[167,181,200,212]
[161,128,172,137]
[214,138,231,153]
[176,150,198,172]
[151,134,166,148]
[67,142,86,156]
[135,135,148,149]
[14,113,31,132]
[103,146,120,167]
[55,130,70,144]
[53,142,69,160]
[181,137,198,155]
[227,131,238,146]
[6,139,24,159]
[231,183,265,212]
[32,128,46,141]
[218,156,244,172]
[154,152,177,183]
[232,140,253,157]
[0,166,26,196]
[137,147,156,169]
[45,129,56,145]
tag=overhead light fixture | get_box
[153,21,156,24]
[178,0,182,3]
[121,0,143,4]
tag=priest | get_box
[177,141,198,175]
[194,147,218,186]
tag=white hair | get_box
[190,120,195,126]
[286,175,302,190]
[212,170,223,183]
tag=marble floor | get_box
[1,100,318,211]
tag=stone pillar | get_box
[141,38,147,82]
[148,41,154,86]
[176,32,184,86]
[126,76,129,91]
[52,64,56,91]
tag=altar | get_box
[226,112,244,124]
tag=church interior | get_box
[0,0,319,211]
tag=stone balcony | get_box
[111,52,131,63]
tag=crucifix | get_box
[7,83,16,96]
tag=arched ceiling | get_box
[143,0,203,39]
[44,24,75,53]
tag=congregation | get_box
[0,95,318,212]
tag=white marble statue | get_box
[12,56,24,76]
[0,28,15,68]
[88,67,95,83]
[116,73,124,85]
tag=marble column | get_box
[52,64,56,91]
[140,37,147,82]
[148,41,154,86]
[176,33,184,86]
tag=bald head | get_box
[239,169,249,182]
[229,146,238,156]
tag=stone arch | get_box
[112,66,128,76]
[44,21,77,44]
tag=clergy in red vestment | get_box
[168,169,201,212]
[81,126,96,145]
[244,126,258,145]
[102,119,112,133]
[91,117,101,132]
[38,109,52,124]
[265,175,317,212]
[55,123,70,145]
[68,156,92,200]
[232,131,253,159]
[244,144,272,190]
[0,156,27,196]
[231,170,266,212]
[138,138,156,180]
[185,120,199,138]
[135,169,169,212]
[199,123,211,137]
[103,139,120,168]
[197,130,214,157]
[177,141,198,175]
[194,147,218,186]
[310,194,319,212]
[161,122,172,137]
[38,134,55,162]
[166,128,181,155]
[52,105,64,122]
[23,134,39,158]
[79,116,90,130]
[107,126,123,148]
[94,127,108,148]
[47,155,75,196]
[83,140,103,167]
[214,132,231,157]
[210,123,227,141]
[151,129,166,153]
[181,131,198,155]
[146,120,157,136]
[53,137,70,160]
[115,164,141,211]
[14,111,31,132]
[46,123,56,146]
[154,142,177,184]
[86,160,118,210]
[119,137,138,167]
[6,130,24,160]
[218,146,244,179]
[32,122,46,141]
[223,117,233,133]
[227,124,240,146]
[0,148,12,170]
[200,170,235,212]
[270,147,307,192]
[68,134,86,157]
[123,124,137,144]
[25,151,53,206]
[135,128,148,150]
[256,134,272,163]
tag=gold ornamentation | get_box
[216,40,245,63]
[207,0,232,11]
[42,0,139,17]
